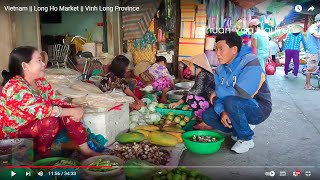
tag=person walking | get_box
[249,19,270,70]
[283,25,307,78]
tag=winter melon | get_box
[162,126,185,133]
[115,132,144,144]
[166,132,183,143]
[134,125,160,132]
[134,130,150,139]
[148,131,178,147]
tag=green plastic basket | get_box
[182,130,225,154]
[182,120,197,131]
[155,104,193,119]
[156,104,195,131]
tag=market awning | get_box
[122,0,161,40]
[274,33,287,41]
[231,0,265,10]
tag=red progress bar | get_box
[6,166,113,169]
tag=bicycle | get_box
[78,52,104,81]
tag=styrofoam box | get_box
[82,103,130,147]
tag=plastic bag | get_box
[265,58,276,75]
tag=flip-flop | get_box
[304,86,318,90]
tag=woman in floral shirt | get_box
[0,46,100,158]
[134,56,174,103]
[170,54,215,130]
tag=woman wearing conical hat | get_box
[169,54,215,130]
[283,24,307,78]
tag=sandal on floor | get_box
[304,86,318,90]
[193,122,213,130]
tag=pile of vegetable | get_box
[108,142,170,165]
[129,102,162,131]
[191,135,217,143]
[132,125,183,145]
[152,167,211,180]
[160,112,190,128]
[38,159,79,173]
[53,159,78,167]
[87,158,120,172]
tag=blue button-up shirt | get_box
[284,33,307,51]
[307,24,320,54]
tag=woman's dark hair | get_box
[215,32,242,52]
[155,56,167,64]
[109,55,130,78]
[1,46,37,86]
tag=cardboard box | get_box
[180,21,195,38]
[197,4,206,13]
[178,38,205,60]
[181,0,198,9]
[195,13,207,27]
[181,8,195,21]
[195,26,206,38]
[181,4,196,9]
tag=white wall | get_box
[0,0,41,84]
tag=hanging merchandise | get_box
[260,15,266,30]
[122,0,161,40]
[220,0,225,29]
[165,0,172,19]
[246,9,252,27]
[228,1,233,29]
[205,50,219,67]
[157,29,166,42]
[205,35,216,50]
[223,17,231,29]
[208,16,217,30]
[128,40,156,65]
[243,9,246,28]
[133,31,156,49]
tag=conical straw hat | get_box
[134,61,151,76]
[291,25,303,33]
[181,54,213,74]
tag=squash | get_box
[134,130,150,139]
[166,132,183,143]
[134,125,160,132]
[148,131,178,147]
[115,132,144,144]
[162,126,185,133]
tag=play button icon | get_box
[11,171,16,177]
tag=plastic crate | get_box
[182,120,197,131]
[156,104,195,131]
[156,104,193,118]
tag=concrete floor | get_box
[179,67,320,180]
